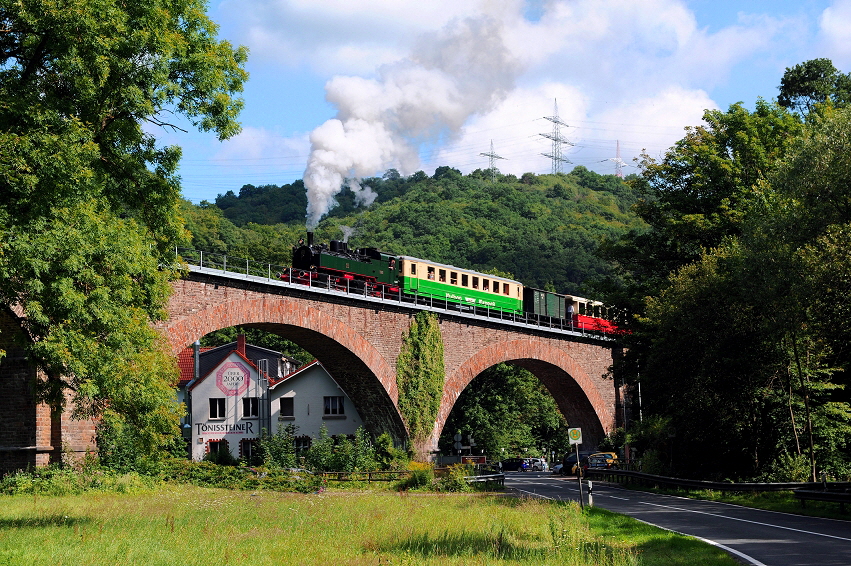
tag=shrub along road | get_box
[504,472,851,566]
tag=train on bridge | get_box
[282,233,620,334]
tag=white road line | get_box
[629,516,769,566]
[511,485,765,566]
[640,502,851,543]
[511,487,556,500]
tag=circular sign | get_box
[568,428,582,444]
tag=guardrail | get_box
[175,248,614,340]
[317,470,410,482]
[585,468,851,493]
[464,473,505,487]
[316,469,504,487]
[793,489,851,513]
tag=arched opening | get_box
[163,298,409,463]
[436,339,611,465]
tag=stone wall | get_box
[0,308,96,473]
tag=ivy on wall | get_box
[396,312,445,442]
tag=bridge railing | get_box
[176,248,613,340]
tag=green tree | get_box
[778,58,851,115]
[636,107,851,480]
[439,363,571,461]
[596,100,802,385]
[0,0,248,456]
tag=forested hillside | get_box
[184,165,644,296]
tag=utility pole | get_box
[540,99,572,174]
[480,139,506,182]
[607,140,626,178]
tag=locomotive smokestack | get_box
[307,232,314,247]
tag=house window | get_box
[240,439,258,461]
[210,398,225,419]
[243,397,259,418]
[208,439,226,454]
[324,396,345,416]
[280,397,295,419]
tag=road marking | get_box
[511,487,556,500]
[510,485,764,565]
[629,516,768,566]
[640,501,851,543]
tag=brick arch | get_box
[435,339,610,448]
[160,297,407,440]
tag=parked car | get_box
[551,463,564,474]
[590,451,619,467]
[529,458,548,472]
[583,455,611,472]
[561,451,592,475]
[575,452,620,477]
[501,458,532,472]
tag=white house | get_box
[181,335,363,461]
[187,347,267,461]
[269,360,365,440]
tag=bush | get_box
[435,463,472,492]
[0,465,157,496]
[259,424,298,469]
[396,461,434,490]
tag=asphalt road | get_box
[503,471,851,566]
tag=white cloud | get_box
[819,0,851,66]
[425,83,714,178]
[212,126,310,163]
[218,0,490,75]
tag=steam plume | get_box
[303,16,521,229]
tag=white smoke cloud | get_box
[303,15,523,228]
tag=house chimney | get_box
[193,340,201,381]
[237,334,246,356]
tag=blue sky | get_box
[168,0,851,214]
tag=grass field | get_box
[0,485,740,565]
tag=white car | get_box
[551,463,564,474]
[529,458,549,472]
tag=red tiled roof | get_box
[177,346,213,387]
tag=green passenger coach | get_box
[397,256,523,314]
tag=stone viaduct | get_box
[161,265,625,457]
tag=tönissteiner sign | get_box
[216,361,251,396]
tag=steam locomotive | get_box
[283,232,618,334]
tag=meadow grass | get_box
[0,485,739,565]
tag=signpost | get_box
[568,427,584,509]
